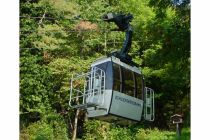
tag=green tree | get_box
[141,0,190,128]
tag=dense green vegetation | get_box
[20,0,190,139]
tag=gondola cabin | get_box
[69,56,154,125]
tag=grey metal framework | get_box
[144,87,155,121]
[69,67,106,109]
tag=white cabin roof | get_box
[91,56,142,74]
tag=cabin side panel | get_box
[109,91,143,121]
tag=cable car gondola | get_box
[69,13,154,125]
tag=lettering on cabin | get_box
[115,95,141,107]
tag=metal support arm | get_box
[102,12,135,65]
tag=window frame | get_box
[135,73,143,99]
[112,63,123,92]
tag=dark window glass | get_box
[147,107,151,114]
[135,73,143,99]
[113,63,122,92]
[122,67,135,96]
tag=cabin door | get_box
[86,67,106,106]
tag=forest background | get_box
[18,0,190,139]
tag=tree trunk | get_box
[38,10,46,27]
[72,109,80,140]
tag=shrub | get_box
[82,120,110,140]
[108,127,133,140]
[82,120,133,140]
[135,127,190,140]
[20,121,54,140]
[180,127,190,140]
[82,121,191,140]
[135,128,175,140]
[20,114,69,140]
[44,112,69,140]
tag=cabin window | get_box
[135,73,143,99]
[113,63,122,92]
[122,67,135,96]
[95,62,113,90]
